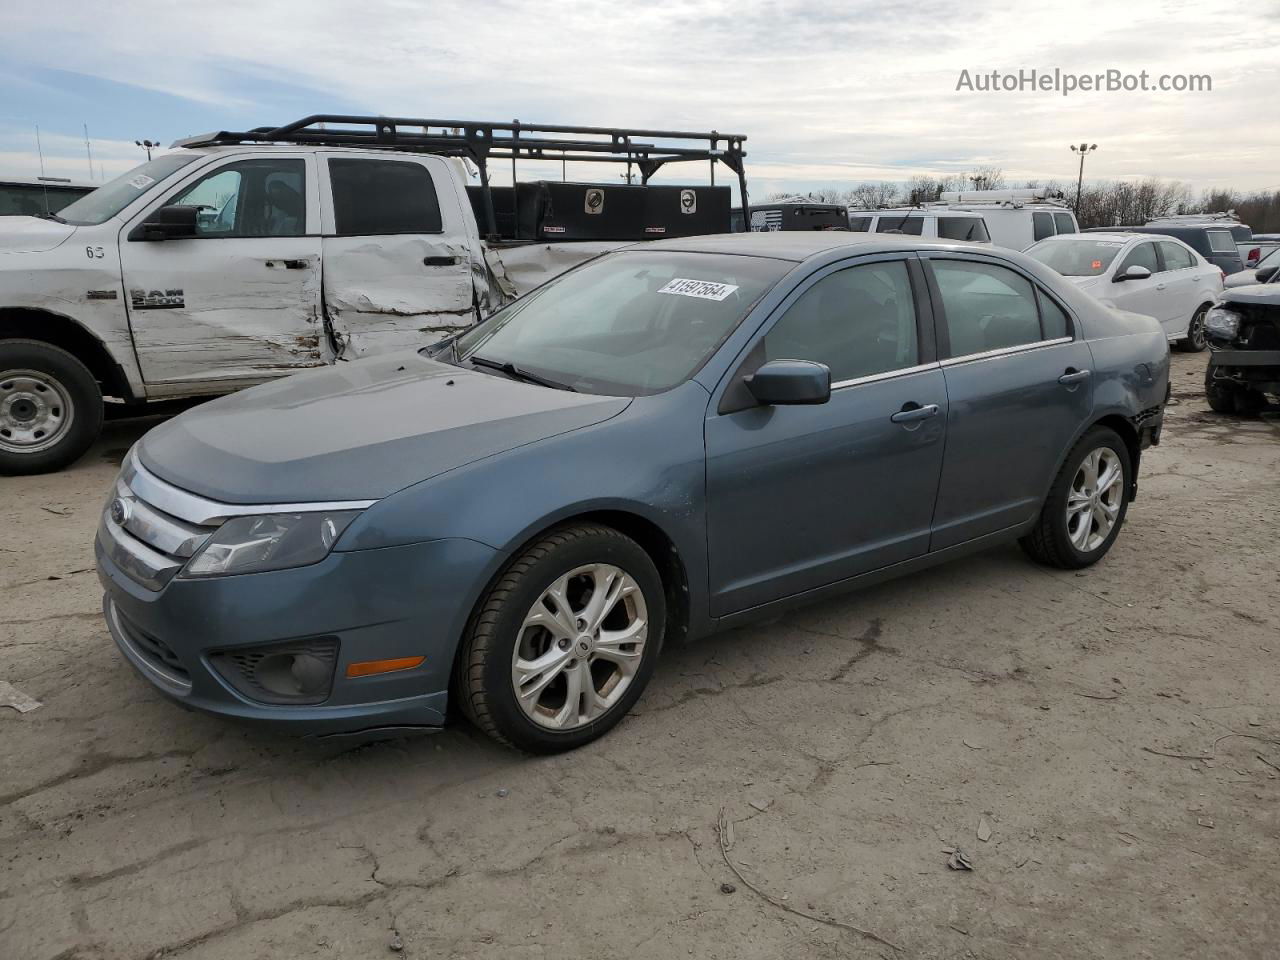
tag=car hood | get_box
[137,351,631,503]
[1220,282,1280,306]
[0,216,76,254]
[1224,268,1258,288]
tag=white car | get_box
[848,208,990,243]
[1026,232,1223,350]
[1225,246,1280,289]
[934,188,1080,250]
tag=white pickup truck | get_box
[0,115,748,473]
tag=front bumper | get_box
[96,533,498,737]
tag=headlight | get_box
[1204,306,1241,340]
[183,511,361,578]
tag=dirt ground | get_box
[2,350,1278,960]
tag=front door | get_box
[1108,240,1170,324]
[119,155,325,390]
[923,255,1094,549]
[705,256,947,616]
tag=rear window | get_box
[875,215,923,235]
[0,184,89,216]
[328,158,442,236]
[1206,229,1237,254]
[1053,212,1076,235]
[1032,212,1054,241]
[937,216,989,242]
[848,216,872,232]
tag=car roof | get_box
[1077,230,1183,243]
[864,208,984,217]
[633,232,984,262]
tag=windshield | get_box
[1026,237,1126,276]
[450,251,790,396]
[55,153,197,225]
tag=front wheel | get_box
[1020,426,1132,570]
[0,339,103,475]
[455,523,666,753]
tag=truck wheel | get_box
[1019,426,1131,570]
[0,339,103,475]
[1204,364,1237,414]
[1180,305,1209,352]
[455,523,665,753]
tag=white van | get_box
[931,188,1079,251]
[848,207,989,242]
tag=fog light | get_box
[209,638,339,705]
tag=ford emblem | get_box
[109,498,132,526]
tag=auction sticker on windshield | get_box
[658,278,740,301]
[128,175,155,190]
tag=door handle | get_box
[1156,282,1167,290]
[890,402,939,424]
[1058,368,1091,385]
[424,256,460,267]
[264,259,310,269]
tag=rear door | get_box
[319,154,477,357]
[923,254,1094,549]
[1156,240,1202,338]
[119,154,326,389]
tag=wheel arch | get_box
[0,307,136,401]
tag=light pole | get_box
[135,139,159,160]
[1070,143,1097,214]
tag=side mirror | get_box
[745,359,831,406]
[1255,265,1278,284]
[128,204,199,241]
[1114,264,1151,282]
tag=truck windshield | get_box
[1025,237,1125,276]
[451,251,790,396]
[55,153,197,226]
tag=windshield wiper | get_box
[468,354,576,392]
[38,213,66,223]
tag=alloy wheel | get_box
[510,563,648,730]
[1065,447,1123,552]
[1188,308,1207,350]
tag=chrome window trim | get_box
[831,362,940,391]
[940,336,1073,367]
[123,454,378,525]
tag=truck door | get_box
[118,154,326,390]
[318,154,477,357]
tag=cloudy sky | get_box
[2,0,1277,201]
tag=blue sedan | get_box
[96,233,1169,752]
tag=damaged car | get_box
[97,232,1169,753]
[1204,263,1280,413]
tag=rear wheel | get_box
[0,340,102,475]
[1180,305,1209,352]
[1020,426,1131,570]
[455,523,665,753]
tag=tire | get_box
[1204,363,1237,414]
[1179,304,1209,352]
[455,523,666,753]
[1019,426,1132,570]
[0,339,103,475]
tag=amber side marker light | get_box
[346,656,426,678]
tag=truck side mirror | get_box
[745,359,831,406]
[129,205,199,241]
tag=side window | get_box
[933,260,1043,356]
[1053,213,1076,235]
[847,216,872,232]
[1158,241,1195,270]
[874,216,923,235]
[1206,230,1236,254]
[1117,241,1159,274]
[169,159,306,238]
[328,158,442,236]
[1032,212,1054,241]
[1037,290,1072,339]
[937,217,989,242]
[764,260,919,382]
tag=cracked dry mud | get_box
[2,350,1278,960]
